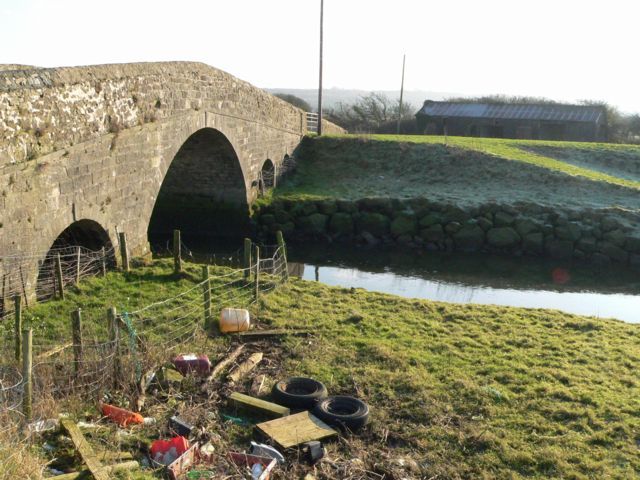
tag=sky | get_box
[1,0,639,113]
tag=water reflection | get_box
[287,244,640,323]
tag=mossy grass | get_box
[9,259,640,478]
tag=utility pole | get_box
[317,0,324,135]
[397,54,406,135]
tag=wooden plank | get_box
[255,411,337,449]
[60,418,110,480]
[229,391,290,419]
[50,460,138,480]
[227,352,263,383]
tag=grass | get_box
[269,135,640,211]
[6,260,640,478]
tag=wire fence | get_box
[0,239,288,431]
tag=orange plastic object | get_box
[101,403,144,427]
[151,436,190,466]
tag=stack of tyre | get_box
[272,377,369,431]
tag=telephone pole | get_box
[317,0,324,135]
[397,54,406,135]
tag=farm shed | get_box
[415,101,608,142]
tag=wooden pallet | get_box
[255,411,337,449]
[229,392,290,419]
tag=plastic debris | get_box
[173,354,212,377]
[27,418,59,433]
[169,415,194,437]
[101,403,144,427]
[303,441,325,464]
[249,441,285,464]
[151,436,190,466]
[251,462,265,479]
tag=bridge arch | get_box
[35,219,115,300]
[148,127,250,244]
[259,159,276,195]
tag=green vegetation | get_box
[8,260,640,478]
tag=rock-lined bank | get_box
[254,198,640,268]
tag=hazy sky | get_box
[1,0,639,113]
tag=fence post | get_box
[254,245,260,302]
[22,328,32,422]
[75,246,81,285]
[119,232,130,272]
[244,238,252,280]
[55,253,65,300]
[202,266,212,331]
[14,295,22,362]
[71,308,83,379]
[173,229,182,274]
[107,307,120,388]
[101,246,107,277]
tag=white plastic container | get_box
[220,308,251,333]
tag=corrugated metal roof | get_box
[416,101,604,123]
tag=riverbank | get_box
[253,135,640,268]
[5,259,640,478]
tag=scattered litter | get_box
[101,403,144,427]
[173,354,212,377]
[220,307,251,333]
[249,441,285,464]
[229,391,289,420]
[47,468,65,476]
[228,452,276,480]
[169,415,194,437]
[199,442,215,461]
[28,418,59,433]
[77,421,101,429]
[312,395,370,431]
[221,413,251,426]
[166,442,198,480]
[151,436,190,466]
[303,440,325,465]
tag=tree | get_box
[326,92,415,133]
[273,93,312,112]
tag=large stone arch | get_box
[148,126,251,243]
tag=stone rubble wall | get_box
[254,198,640,268]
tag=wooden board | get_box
[229,391,290,419]
[60,418,109,480]
[255,411,337,449]
[238,329,310,341]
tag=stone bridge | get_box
[0,61,341,300]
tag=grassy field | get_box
[6,260,640,479]
[268,135,640,214]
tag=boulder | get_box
[361,231,379,246]
[576,236,597,253]
[591,253,611,266]
[522,232,544,254]
[599,241,629,263]
[630,254,640,269]
[626,237,640,254]
[357,197,393,214]
[337,200,358,213]
[329,212,354,235]
[601,216,619,232]
[555,222,582,242]
[391,214,417,237]
[476,217,493,232]
[603,229,626,247]
[420,224,445,243]
[419,213,442,228]
[298,213,328,235]
[494,211,515,227]
[317,200,338,215]
[486,227,521,248]
[545,239,574,259]
[274,209,291,224]
[453,225,485,251]
[357,212,390,236]
[514,218,540,237]
[444,222,462,234]
[302,202,318,216]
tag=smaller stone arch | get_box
[258,159,276,196]
[35,219,115,300]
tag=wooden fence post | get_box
[254,245,260,302]
[173,229,182,274]
[107,307,120,388]
[101,246,107,277]
[22,328,32,421]
[75,246,81,285]
[71,308,83,378]
[118,232,130,272]
[14,295,22,362]
[202,266,212,331]
[244,238,252,280]
[55,253,65,300]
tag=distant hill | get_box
[264,88,460,113]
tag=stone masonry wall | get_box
[255,198,640,268]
